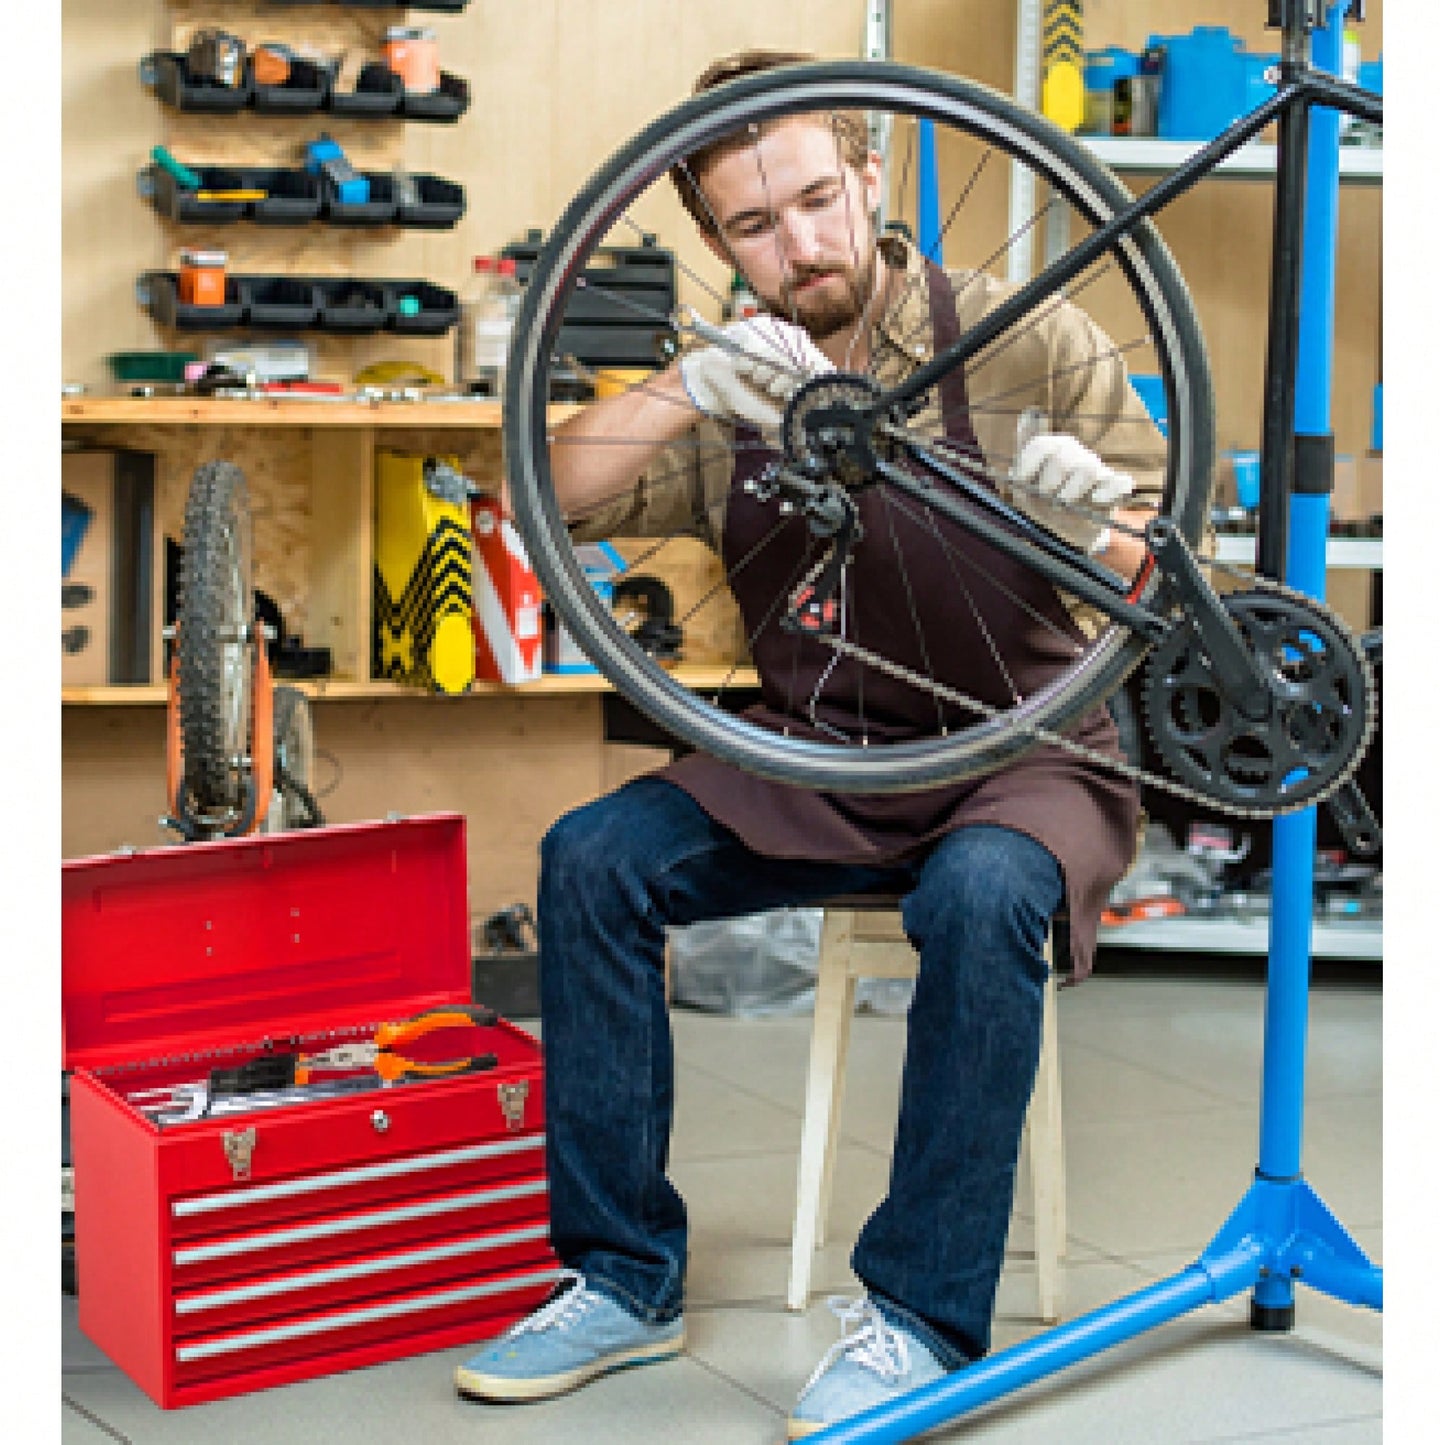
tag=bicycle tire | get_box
[271,683,324,830]
[178,460,255,817]
[506,59,1214,793]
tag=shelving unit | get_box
[1099,913,1381,960]
[1006,4,1385,965]
[60,395,750,703]
[1214,531,1381,568]
[63,396,514,427]
[138,2,469,342]
[62,664,761,710]
[1080,135,1382,182]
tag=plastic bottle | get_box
[1342,28,1361,86]
[724,270,761,322]
[455,256,523,396]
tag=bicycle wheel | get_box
[269,683,325,831]
[506,59,1214,793]
[178,460,255,819]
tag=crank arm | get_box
[877,445,1170,642]
[1324,779,1381,857]
[1145,517,1273,719]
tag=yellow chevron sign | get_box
[373,450,477,695]
[1041,0,1086,133]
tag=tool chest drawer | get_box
[64,813,560,1409]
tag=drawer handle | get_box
[175,1265,564,1363]
[173,1177,549,1266]
[176,1222,551,1315]
[174,1133,544,1217]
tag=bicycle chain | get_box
[812,548,1378,823]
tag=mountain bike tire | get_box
[177,460,255,819]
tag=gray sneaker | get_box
[454,1270,685,1402]
[787,1295,949,1438]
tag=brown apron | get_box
[661,261,1139,977]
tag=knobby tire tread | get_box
[178,460,252,814]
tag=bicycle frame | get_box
[861,58,1381,622]
[808,8,1382,1441]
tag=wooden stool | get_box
[787,898,1067,1323]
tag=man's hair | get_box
[669,49,870,238]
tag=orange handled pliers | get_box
[296,1005,499,1085]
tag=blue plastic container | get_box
[1371,383,1382,452]
[1228,449,1261,511]
[62,492,93,578]
[1358,57,1382,96]
[1240,52,1280,115]
[1154,26,1248,140]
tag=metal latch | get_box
[221,1127,257,1181]
[497,1081,529,1132]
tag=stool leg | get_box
[815,972,859,1255]
[1028,972,1066,1322]
[788,914,857,1312]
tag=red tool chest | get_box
[63,813,560,1409]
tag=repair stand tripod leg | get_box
[805,8,1380,1441]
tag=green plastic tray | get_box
[106,350,198,382]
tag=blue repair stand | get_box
[820,10,1381,1439]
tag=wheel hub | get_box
[781,372,886,487]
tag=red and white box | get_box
[63,813,559,1408]
[471,498,543,684]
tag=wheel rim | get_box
[218,507,252,790]
[507,61,1214,793]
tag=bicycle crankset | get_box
[1141,586,1375,813]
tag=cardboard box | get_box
[373,451,476,694]
[470,499,543,684]
[1357,450,1383,520]
[61,448,160,686]
[64,815,559,1408]
[1331,451,1384,525]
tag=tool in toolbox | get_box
[295,1005,499,1083]
[130,1073,383,1128]
[121,1005,501,1126]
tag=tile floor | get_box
[61,960,1384,1443]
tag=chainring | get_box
[1142,587,1375,814]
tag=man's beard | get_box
[768,259,876,341]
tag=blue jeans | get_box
[537,776,1063,1368]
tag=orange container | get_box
[178,249,228,308]
[382,26,440,93]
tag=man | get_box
[455,49,1165,1437]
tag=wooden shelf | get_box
[62,664,760,708]
[60,396,542,429]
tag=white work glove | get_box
[678,316,833,431]
[1006,409,1134,554]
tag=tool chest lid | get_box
[62,814,472,1073]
